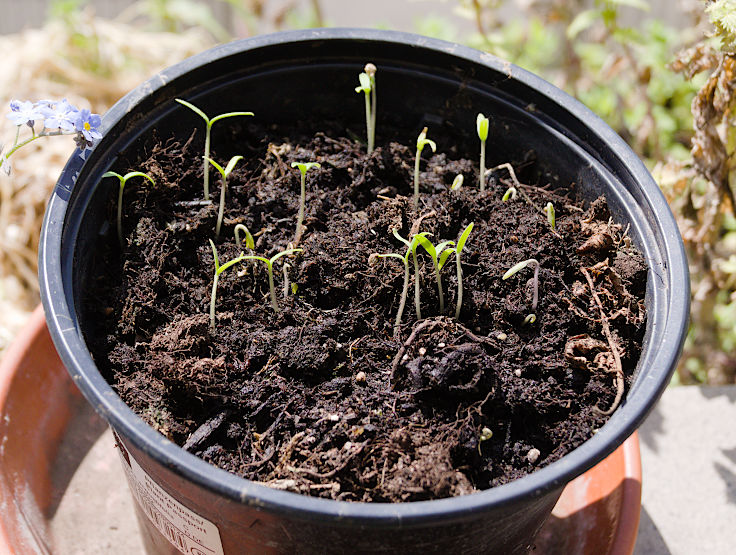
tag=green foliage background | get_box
[51,0,736,385]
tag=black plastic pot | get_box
[40,29,689,554]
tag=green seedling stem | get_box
[414,127,437,210]
[477,113,489,191]
[102,170,155,248]
[355,63,377,153]
[370,252,409,338]
[206,155,243,240]
[368,64,377,152]
[503,258,541,321]
[291,161,321,244]
[393,229,425,320]
[370,248,411,339]
[175,99,253,201]
[414,234,456,314]
[454,223,474,319]
[241,248,302,313]
[209,239,246,331]
[283,262,291,299]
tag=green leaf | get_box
[411,232,431,254]
[204,156,225,177]
[609,0,650,11]
[503,259,536,280]
[355,72,371,94]
[393,229,413,250]
[209,239,220,271]
[476,113,489,141]
[456,223,474,253]
[209,112,254,126]
[706,0,736,50]
[234,224,254,249]
[612,26,645,45]
[567,9,599,39]
[438,245,456,270]
[175,98,209,124]
[224,155,244,176]
[291,161,321,176]
[102,171,122,181]
[218,253,247,276]
[502,187,516,202]
[414,234,436,259]
[241,254,270,267]
[416,127,436,153]
[436,240,455,255]
[270,248,303,265]
[123,171,155,186]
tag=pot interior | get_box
[68,38,662,370]
[42,31,686,524]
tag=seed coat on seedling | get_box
[355,63,377,153]
[414,127,437,209]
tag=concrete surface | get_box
[49,403,143,554]
[635,385,736,554]
[45,384,736,553]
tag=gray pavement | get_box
[635,385,736,554]
[48,384,736,553]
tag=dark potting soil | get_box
[83,125,647,502]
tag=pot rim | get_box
[39,28,689,526]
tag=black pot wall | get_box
[40,29,689,555]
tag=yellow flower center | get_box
[84,122,91,131]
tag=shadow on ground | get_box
[634,507,671,554]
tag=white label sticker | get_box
[120,451,224,555]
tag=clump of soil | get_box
[84,125,647,502]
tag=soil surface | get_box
[84,125,647,502]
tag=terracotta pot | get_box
[39,29,686,554]
[0,306,641,553]
[0,306,82,553]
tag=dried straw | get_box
[0,11,213,352]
